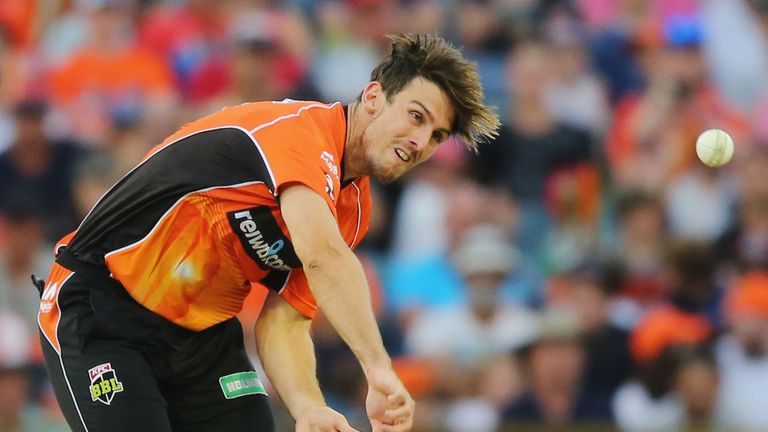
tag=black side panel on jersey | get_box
[68,128,274,264]
[260,270,291,293]
[227,206,301,271]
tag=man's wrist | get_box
[364,359,393,378]
[290,396,328,419]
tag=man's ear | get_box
[361,81,384,115]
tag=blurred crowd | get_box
[3,0,768,431]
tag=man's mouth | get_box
[395,148,411,163]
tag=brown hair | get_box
[369,33,500,151]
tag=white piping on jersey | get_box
[104,180,266,259]
[59,348,90,432]
[249,136,278,197]
[37,272,75,355]
[276,270,293,294]
[249,102,341,134]
[76,126,277,232]
[37,272,90,431]
[350,181,362,248]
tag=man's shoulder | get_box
[238,99,342,123]
[247,100,347,160]
[258,100,344,133]
[184,100,342,135]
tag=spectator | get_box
[476,39,593,255]
[718,191,768,271]
[0,100,82,242]
[402,223,535,432]
[715,271,768,430]
[664,239,724,327]
[665,163,736,241]
[311,0,398,103]
[605,13,747,192]
[0,30,39,154]
[138,0,228,102]
[673,347,719,430]
[543,163,603,273]
[385,186,539,321]
[0,195,52,330]
[50,0,176,144]
[388,182,489,313]
[191,4,319,115]
[610,189,667,308]
[200,24,282,111]
[503,309,612,425]
[0,309,69,432]
[405,223,538,364]
[559,264,633,405]
[542,1,611,134]
[71,152,118,220]
[613,306,713,431]
[104,119,151,176]
[451,0,513,113]
[391,139,470,260]
[702,0,768,111]
[736,144,768,201]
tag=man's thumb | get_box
[370,418,385,432]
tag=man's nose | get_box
[408,128,431,151]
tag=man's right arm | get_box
[279,184,415,431]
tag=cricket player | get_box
[37,33,499,431]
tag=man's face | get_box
[530,340,585,393]
[15,115,46,146]
[0,370,27,420]
[359,77,454,184]
[733,315,768,358]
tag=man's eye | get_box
[410,111,422,122]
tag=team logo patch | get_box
[324,173,335,201]
[219,371,268,399]
[320,151,339,180]
[88,363,124,405]
[39,281,60,313]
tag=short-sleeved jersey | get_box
[63,101,371,330]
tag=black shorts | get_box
[38,250,275,432]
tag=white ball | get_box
[696,128,734,168]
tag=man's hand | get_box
[366,367,415,432]
[295,407,359,432]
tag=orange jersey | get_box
[64,101,371,330]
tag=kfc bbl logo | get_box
[88,363,124,405]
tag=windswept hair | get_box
[370,33,500,151]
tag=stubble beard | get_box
[360,121,400,185]
[370,160,398,184]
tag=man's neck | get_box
[343,102,364,182]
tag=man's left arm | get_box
[254,290,358,432]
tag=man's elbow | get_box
[299,240,348,272]
[255,294,311,339]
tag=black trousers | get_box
[38,253,276,432]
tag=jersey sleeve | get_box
[253,120,341,217]
[279,268,317,319]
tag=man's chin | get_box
[371,168,402,184]
[372,173,398,184]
